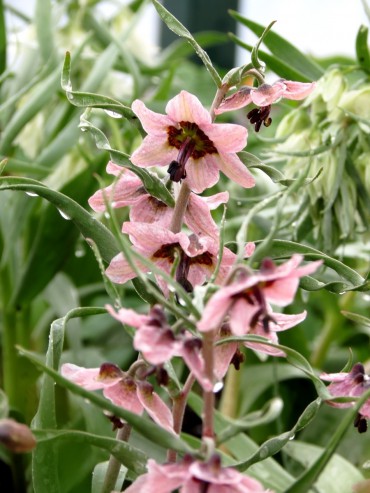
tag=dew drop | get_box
[289,434,295,441]
[26,191,38,197]
[236,201,242,206]
[178,298,187,307]
[104,211,110,219]
[80,126,87,132]
[213,381,224,393]
[104,109,123,119]
[58,209,71,220]
[75,247,85,258]
[362,460,370,470]
[68,93,74,100]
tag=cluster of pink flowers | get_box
[61,78,321,491]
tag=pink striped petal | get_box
[166,90,211,126]
[132,99,173,135]
[136,381,175,434]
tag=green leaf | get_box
[284,441,364,493]
[238,151,285,182]
[61,52,136,122]
[283,388,370,493]
[151,0,221,87]
[0,389,9,419]
[92,461,128,493]
[217,397,283,444]
[31,310,65,493]
[34,430,146,476]
[0,176,119,263]
[0,0,6,75]
[229,34,314,82]
[229,12,323,81]
[20,346,195,456]
[341,311,370,328]
[35,0,58,67]
[0,67,60,155]
[79,113,175,208]
[356,25,370,72]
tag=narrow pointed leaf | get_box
[356,25,370,72]
[79,114,175,207]
[34,430,147,476]
[151,0,221,86]
[20,347,194,456]
[229,12,323,81]
[0,176,120,263]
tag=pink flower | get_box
[198,255,322,336]
[130,90,255,193]
[215,80,316,132]
[88,162,228,240]
[61,362,175,433]
[106,304,217,391]
[124,454,272,493]
[320,363,370,433]
[106,304,183,366]
[106,222,240,294]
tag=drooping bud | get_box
[0,419,36,453]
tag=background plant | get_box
[1,1,370,492]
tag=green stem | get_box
[100,424,132,493]
[310,300,341,368]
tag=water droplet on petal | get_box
[104,109,123,119]
[58,209,71,220]
[26,191,38,197]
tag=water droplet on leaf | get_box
[58,209,71,220]
[25,191,38,197]
[104,109,123,119]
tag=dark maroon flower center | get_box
[247,105,272,132]
[167,121,217,182]
[152,242,213,293]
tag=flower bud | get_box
[0,419,36,453]
[339,86,370,119]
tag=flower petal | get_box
[105,252,144,284]
[250,82,286,106]
[106,305,150,328]
[205,122,247,153]
[103,378,144,414]
[166,90,211,126]
[282,80,317,100]
[136,382,175,434]
[214,87,252,114]
[132,99,173,135]
[131,135,177,168]
[61,363,105,390]
[217,151,255,188]
[185,155,220,193]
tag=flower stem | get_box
[209,84,229,121]
[167,373,196,462]
[202,331,216,440]
[169,182,191,233]
[100,424,131,493]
